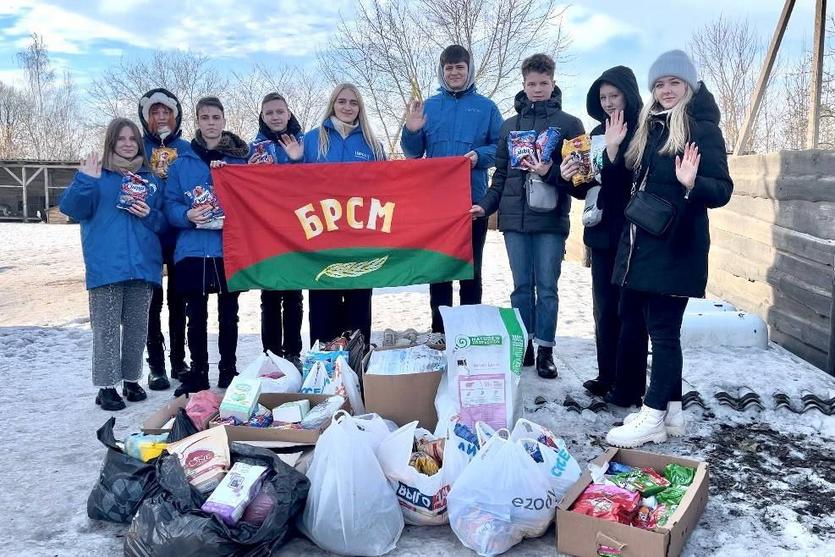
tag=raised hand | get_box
[604,110,628,149]
[280,134,304,161]
[675,142,700,191]
[404,99,426,132]
[79,153,102,178]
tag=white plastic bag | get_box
[509,418,582,498]
[376,420,473,525]
[300,355,365,414]
[240,350,302,393]
[435,305,527,434]
[447,435,558,557]
[299,412,404,556]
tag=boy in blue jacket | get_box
[401,44,503,333]
[165,96,250,394]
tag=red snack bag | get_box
[632,504,658,529]
[570,484,640,524]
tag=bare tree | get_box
[320,0,569,156]
[0,82,27,158]
[16,33,54,114]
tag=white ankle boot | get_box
[623,401,685,437]
[606,406,668,448]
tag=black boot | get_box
[170,360,190,381]
[173,364,210,397]
[523,340,535,367]
[583,378,611,398]
[603,390,642,408]
[218,367,238,389]
[95,388,126,411]
[536,346,558,379]
[122,381,148,402]
[147,362,170,391]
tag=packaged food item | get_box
[508,130,537,169]
[166,427,230,493]
[535,127,561,163]
[663,463,695,486]
[248,140,274,164]
[124,432,168,462]
[651,503,678,526]
[185,389,223,431]
[186,184,224,229]
[409,451,440,476]
[561,134,594,185]
[248,404,273,428]
[606,461,634,475]
[298,395,345,429]
[241,483,277,526]
[632,503,658,529]
[656,485,688,506]
[272,399,311,423]
[219,377,262,423]
[609,467,671,496]
[416,436,445,464]
[116,172,156,210]
[590,134,606,183]
[569,484,640,524]
[201,461,268,526]
[149,146,178,178]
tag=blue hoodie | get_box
[164,149,247,263]
[59,168,165,290]
[249,112,304,164]
[303,118,386,163]
[400,85,502,202]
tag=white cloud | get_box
[0,68,26,87]
[100,48,123,57]
[561,5,641,52]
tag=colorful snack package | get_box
[508,130,537,169]
[632,503,658,530]
[656,485,688,506]
[609,467,671,496]
[186,184,225,229]
[124,432,168,462]
[663,463,695,486]
[248,140,274,164]
[561,134,594,186]
[590,135,606,183]
[535,127,562,163]
[201,461,268,526]
[652,503,678,526]
[166,426,231,493]
[606,461,634,475]
[570,484,640,524]
[409,450,440,476]
[116,172,156,210]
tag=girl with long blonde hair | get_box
[605,50,733,449]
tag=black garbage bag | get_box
[167,408,199,443]
[87,417,160,523]
[124,442,310,557]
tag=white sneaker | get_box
[606,406,668,448]
[623,401,686,437]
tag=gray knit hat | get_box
[647,49,700,92]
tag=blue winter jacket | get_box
[164,149,247,263]
[303,118,386,163]
[400,85,503,202]
[249,130,304,165]
[59,168,166,290]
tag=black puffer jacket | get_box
[479,88,584,234]
[581,66,643,251]
[612,82,733,298]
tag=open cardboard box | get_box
[142,392,351,447]
[361,345,443,430]
[556,447,709,557]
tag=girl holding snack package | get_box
[248,92,305,369]
[577,67,650,407]
[605,50,733,448]
[303,83,386,349]
[472,53,584,379]
[165,96,249,395]
[59,118,166,411]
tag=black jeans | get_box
[146,245,187,366]
[590,248,648,390]
[185,291,240,375]
[430,216,488,333]
[308,289,372,348]
[617,288,688,410]
[261,290,304,358]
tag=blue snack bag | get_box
[536,127,562,163]
[116,172,156,210]
[508,130,537,169]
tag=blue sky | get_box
[0,0,821,128]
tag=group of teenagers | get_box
[62,44,732,448]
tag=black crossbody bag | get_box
[624,168,677,237]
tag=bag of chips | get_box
[536,127,562,163]
[663,463,695,486]
[609,467,671,496]
[561,134,594,186]
[508,130,537,169]
[590,135,607,183]
[656,485,688,506]
[570,483,640,524]
[116,172,156,210]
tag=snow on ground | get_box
[0,222,832,556]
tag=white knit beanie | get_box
[647,50,700,92]
[139,91,179,123]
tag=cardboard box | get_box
[142,392,350,447]
[556,448,709,557]
[362,346,443,430]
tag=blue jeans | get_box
[503,231,567,347]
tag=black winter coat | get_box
[612,82,733,298]
[580,66,643,251]
[479,88,584,234]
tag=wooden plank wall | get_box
[564,149,835,372]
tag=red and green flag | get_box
[212,157,474,291]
